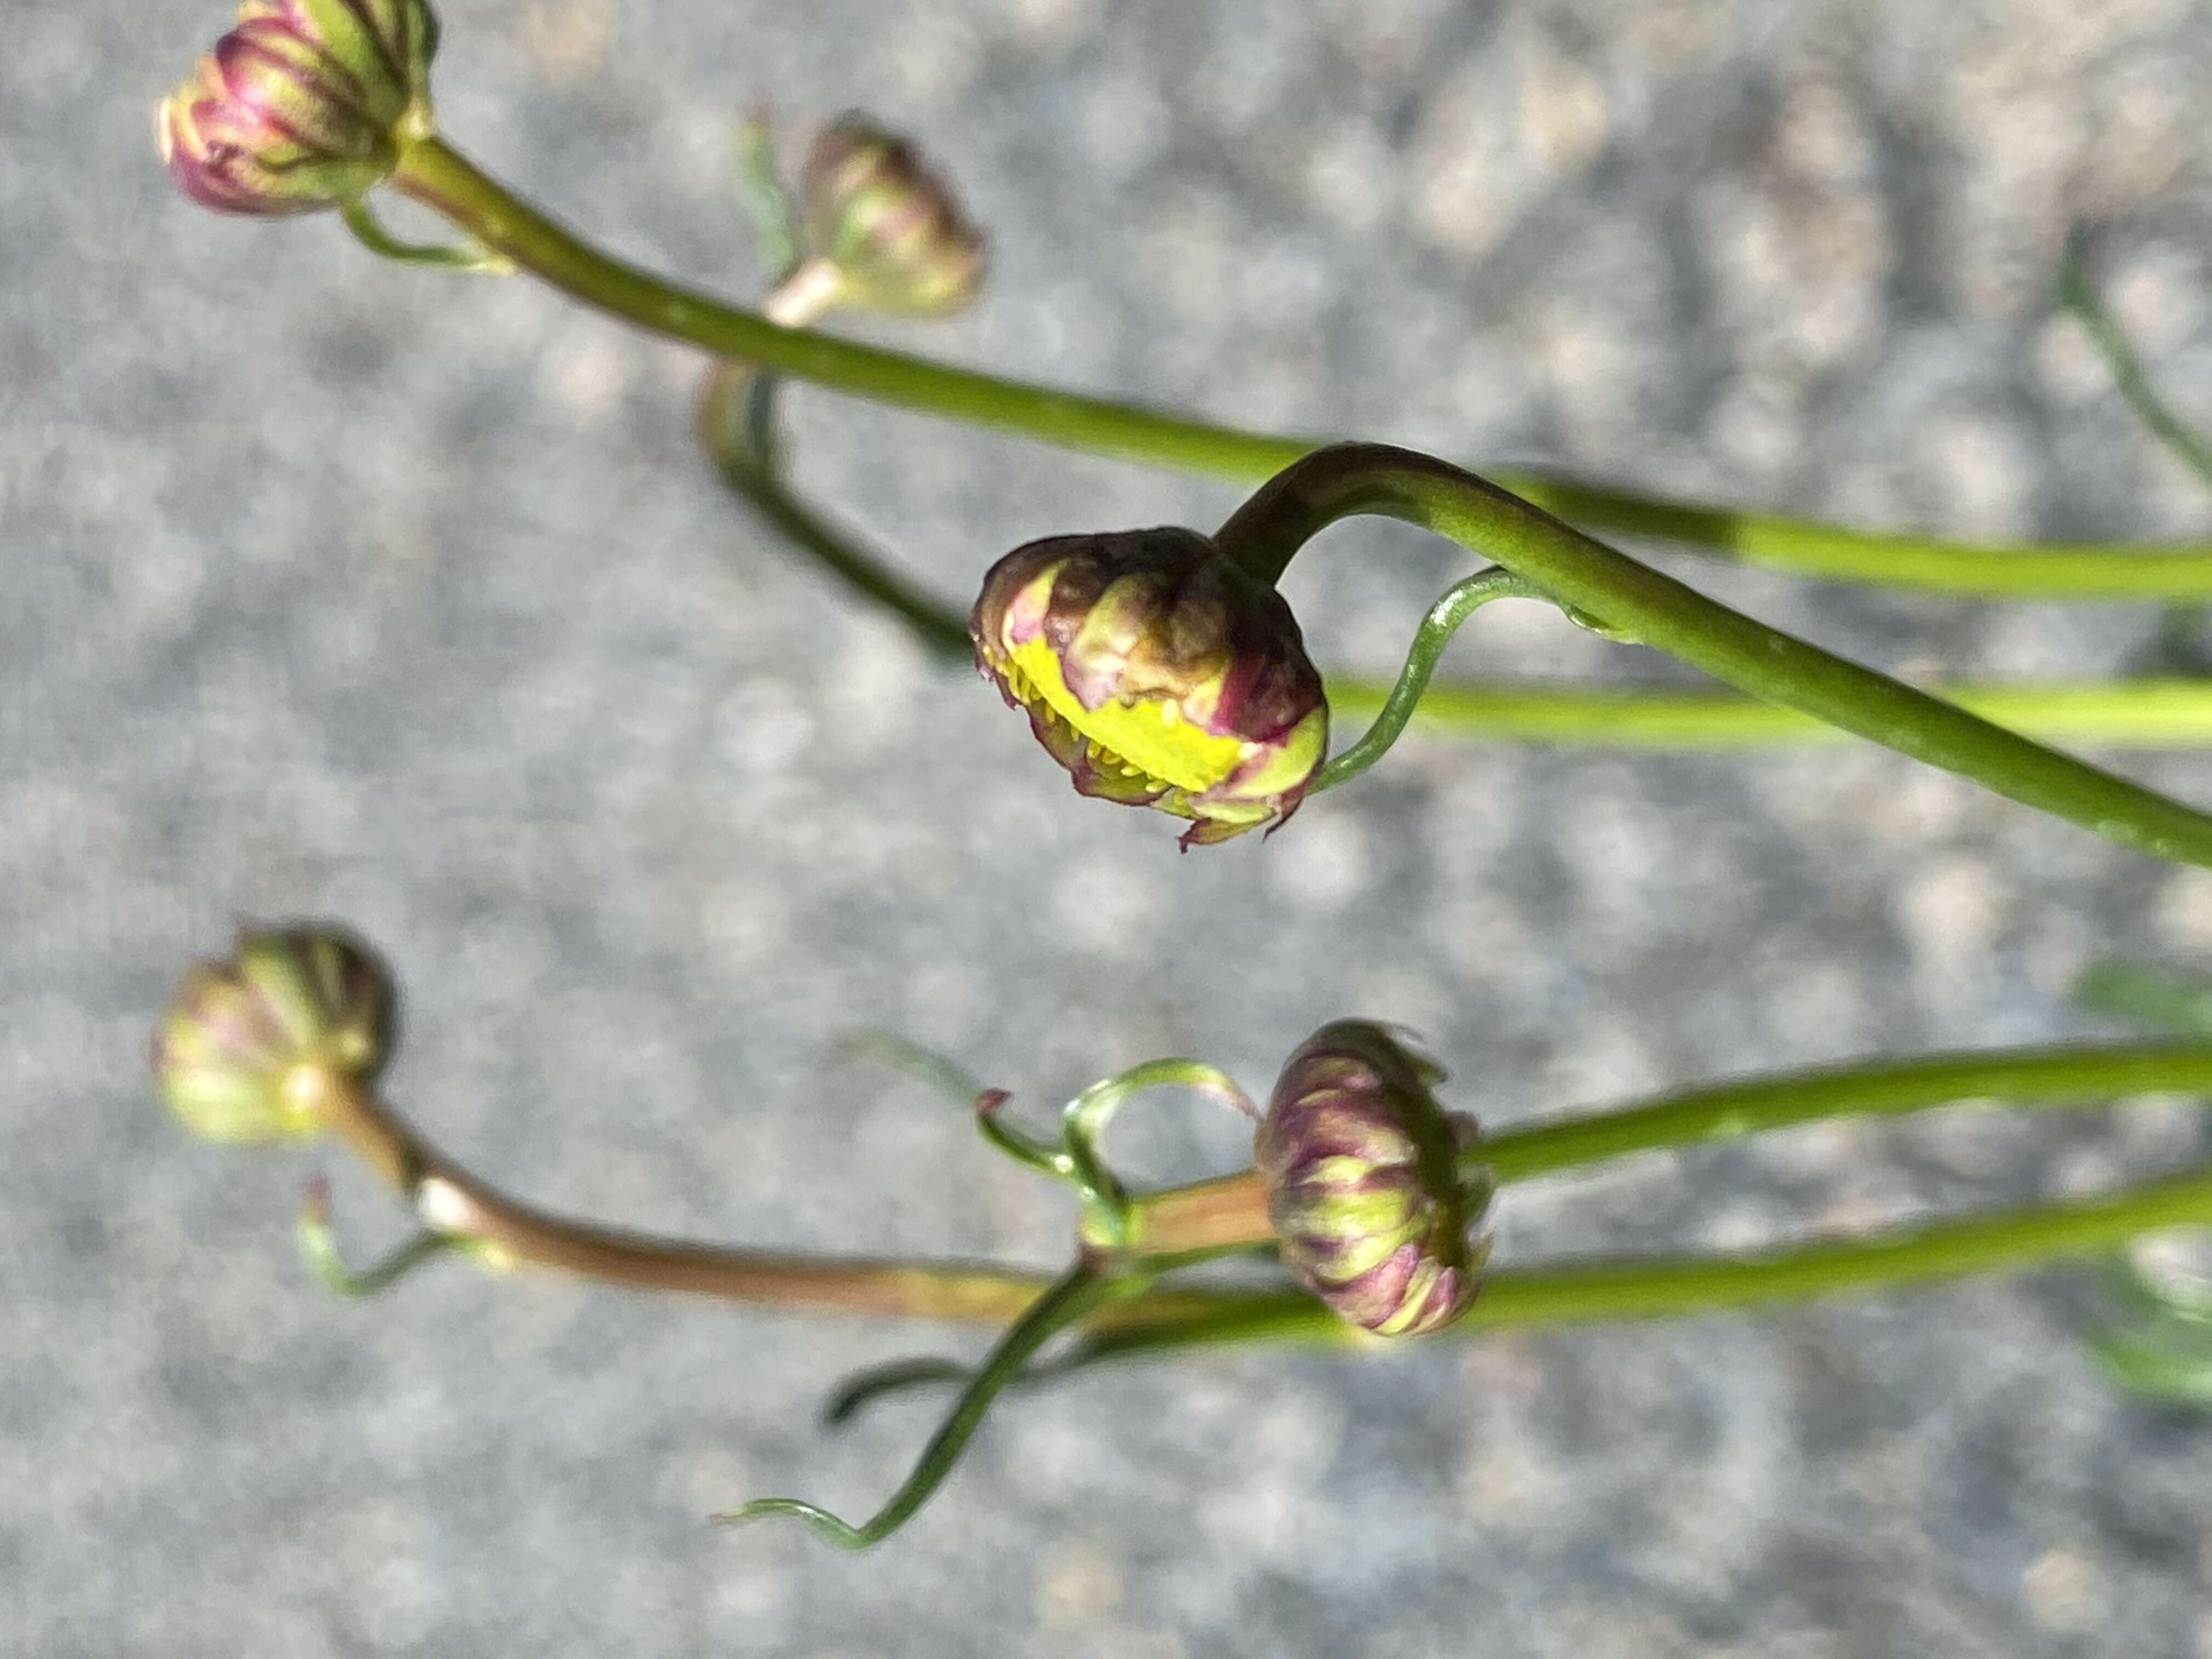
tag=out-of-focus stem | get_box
[382,135,2212,599]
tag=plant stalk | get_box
[383,136,2212,599]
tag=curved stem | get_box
[1215,443,2212,868]
[698,366,973,658]
[1311,567,1542,791]
[378,136,2212,598]
[340,197,510,273]
[692,396,2212,753]
[297,1176,456,1296]
[389,134,1302,475]
[287,1066,1063,1324]
[690,396,2212,753]
[715,1261,1124,1547]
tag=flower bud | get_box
[970,528,1328,847]
[799,114,985,317]
[1254,1020,1491,1336]
[158,0,438,216]
[153,925,394,1141]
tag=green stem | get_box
[1481,1040,2212,1183]
[390,134,1303,475]
[1214,443,2212,867]
[379,136,2212,598]
[1325,675,2212,749]
[698,367,973,657]
[1066,1161,2212,1362]
[1312,568,1541,791]
[715,1261,1125,1547]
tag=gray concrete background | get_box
[11,0,2212,1652]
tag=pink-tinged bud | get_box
[158,0,438,216]
[153,925,394,1141]
[1254,1021,1492,1337]
[799,114,985,317]
[970,528,1328,847]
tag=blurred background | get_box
[10,0,2212,1651]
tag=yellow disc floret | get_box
[1003,636,1245,794]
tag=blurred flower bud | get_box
[798,114,985,317]
[1254,1020,1491,1336]
[153,925,395,1141]
[971,528,1328,847]
[159,0,438,216]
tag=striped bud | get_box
[158,0,437,216]
[153,924,394,1141]
[971,527,1328,847]
[1255,1020,1491,1336]
[798,115,985,317]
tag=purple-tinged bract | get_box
[159,0,438,216]
[1254,1020,1492,1336]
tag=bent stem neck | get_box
[1207,443,2212,870]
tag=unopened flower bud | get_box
[1254,1020,1491,1336]
[971,528,1328,847]
[159,0,438,216]
[799,115,985,317]
[153,925,394,1141]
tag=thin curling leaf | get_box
[158,0,438,216]
[2087,1229,2212,1408]
[152,924,394,1142]
[972,528,1328,847]
[798,114,985,318]
[718,1263,1121,1549]
[2074,960,2212,1035]
[1255,1020,1493,1336]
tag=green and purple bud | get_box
[158,0,438,216]
[1254,1020,1492,1336]
[153,924,394,1142]
[970,528,1328,847]
[798,114,985,318]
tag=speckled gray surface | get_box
[13,0,2212,1652]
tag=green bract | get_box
[153,926,394,1142]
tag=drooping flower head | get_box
[1255,1020,1492,1336]
[153,924,394,1141]
[799,114,985,317]
[158,0,438,216]
[971,528,1328,847]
